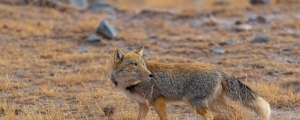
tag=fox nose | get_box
[149,74,154,78]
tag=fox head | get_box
[110,46,153,88]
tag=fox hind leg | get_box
[195,107,214,120]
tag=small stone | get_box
[14,71,22,76]
[235,20,242,25]
[78,47,89,53]
[60,66,67,70]
[267,70,280,76]
[69,0,88,8]
[96,20,118,39]
[147,35,159,40]
[214,0,229,6]
[219,39,237,46]
[247,14,266,24]
[49,72,55,77]
[246,13,258,20]
[286,59,300,64]
[235,24,252,32]
[89,1,117,13]
[88,34,101,42]
[251,34,270,43]
[249,0,270,5]
[285,58,293,63]
[212,49,226,55]
[142,52,148,56]
[283,48,291,51]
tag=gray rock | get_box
[234,24,252,32]
[251,34,270,43]
[143,52,148,56]
[219,39,237,46]
[247,14,266,24]
[78,47,89,53]
[49,72,55,76]
[89,1,117,13]
[249,0,270,5]
[14,71,23,76]
[147,35,159,40]
[69,0,88,8]
[267,70,280,76]
[283,48,291,51]
[60,66,67,70]
[214,0,229,6]
[88,34,101,42]
[212,49,226,55]
[286,59,300,64]
[96,20,118,39]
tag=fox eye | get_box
[131,62,137,66]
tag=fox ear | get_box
[115,48,124,63]
[133,46,144,56]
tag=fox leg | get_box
[152,96,168,120]
[137,103,149,120]
[195,107,214,120]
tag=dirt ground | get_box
[0,0,300,119]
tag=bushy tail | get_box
[221,74,271,120]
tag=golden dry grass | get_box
[0,0,300,119]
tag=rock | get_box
[14,71,23,76]
[286,59,300,64]
[267,70,280,76]
[78,47,89,53]
[214,0,229,6]
[49,72,55,77]
[249,0,271,5]
[219,39,237,46]
[251,34,270,43]
[235,20,242,25]
[255,16,266,23]
[96,20,118,39]
[89,1,117,13]
[69,0,88,8]
[234,24,252,32]
[147,35,159,40]
[212,49,226,55]
[246,13,258,20]
[88,34,101,42]
[142,52,148,56]
[283,48,291,51]
[247,14,266,24]
[60,66,67,70]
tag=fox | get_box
[110,47,271,120]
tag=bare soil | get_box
[0,0,300,119]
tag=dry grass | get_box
[0,0,300,119]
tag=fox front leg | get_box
[152,96,169,120]
[137,103,149,120]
